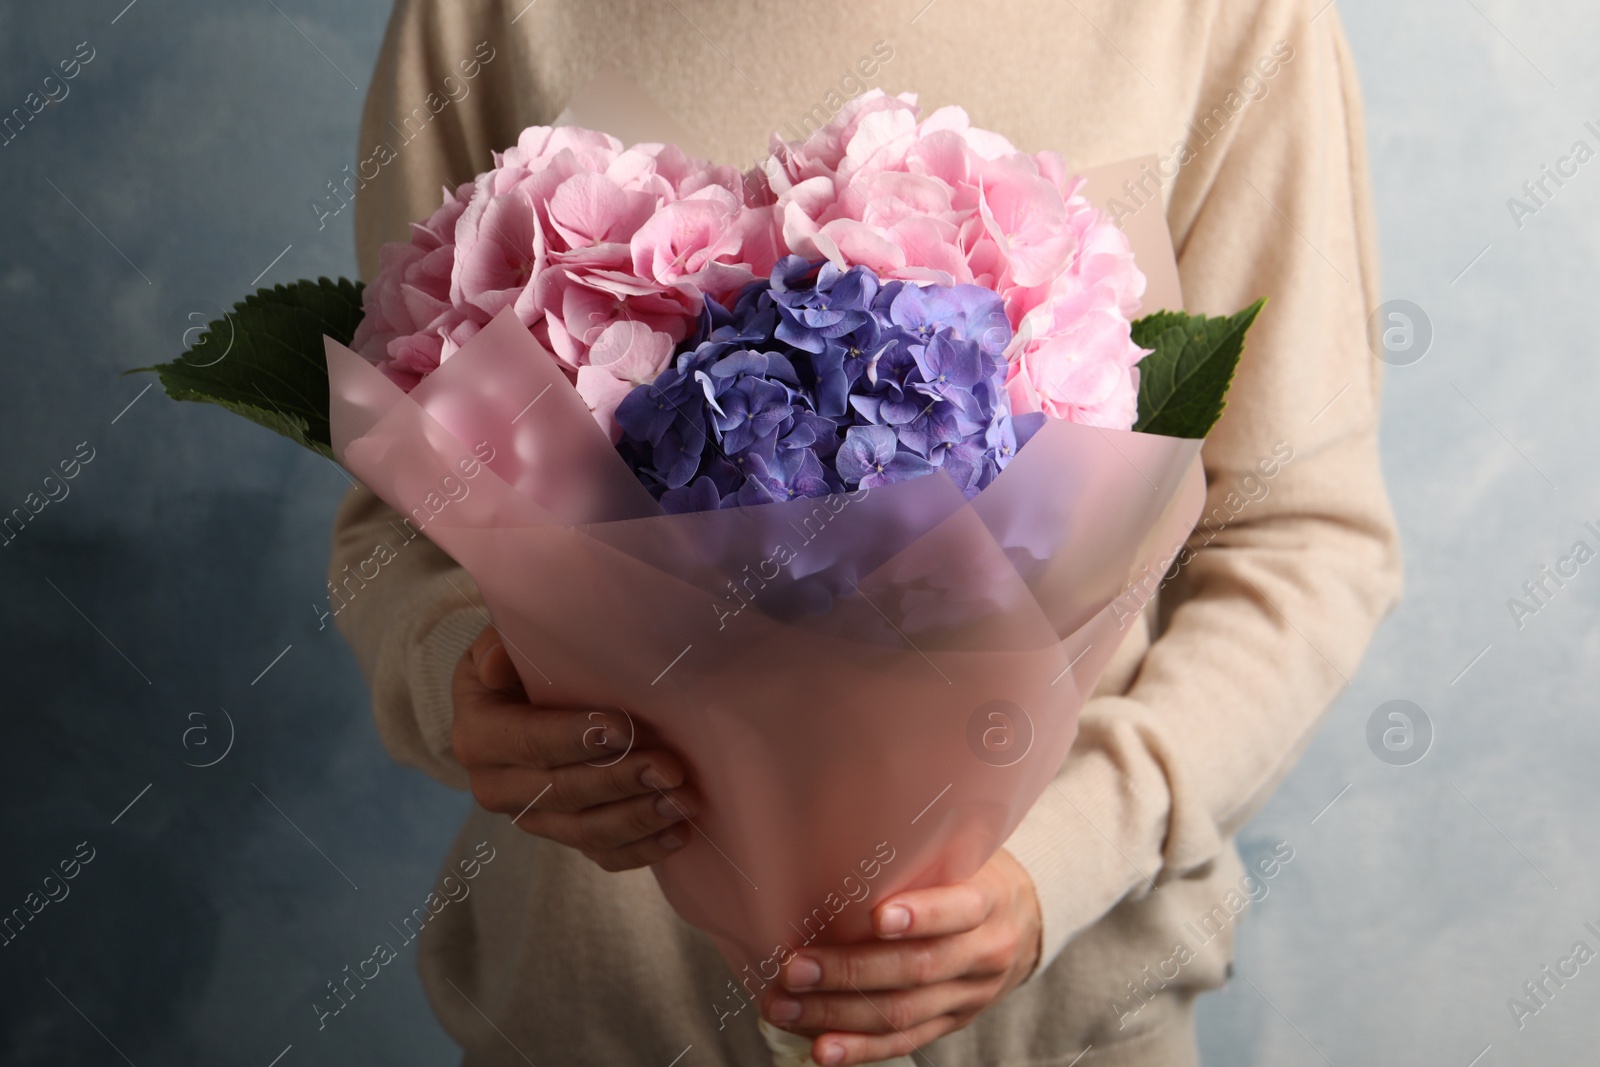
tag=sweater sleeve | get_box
[1002,3,1402,972]
[330,0,519,789]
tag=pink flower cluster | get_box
[764,91,1148,429]
[355,91,1149,432]
[352,125,780,429]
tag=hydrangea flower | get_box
[352,125,779,395]
[762,90,1150,428]
[616,257,1033,514]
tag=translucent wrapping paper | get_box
[327,302,1202,987]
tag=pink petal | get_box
[629,188,745,285]
[841,108,917,175]
[451,190,544,317]
[575,365,642,442]
[820,218,907,274]
[886,216,969,284]
[547,172,654,248]
[588,321,674,381]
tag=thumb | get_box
[471,627,525,694]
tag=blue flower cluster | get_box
[616,256,1038,514]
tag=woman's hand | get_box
[450,625,697,871]
[760,849,1042,1066]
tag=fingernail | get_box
[768,996,801,1023]
[879,904,911,936]
[816,1041,845,1065]
[641,766,679,790]
[658,829,685,851]
[655,793,688,820]
[784,956,822,990]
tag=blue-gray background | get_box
[0,1,1594,1064]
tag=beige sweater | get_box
[331,1,1401,1063]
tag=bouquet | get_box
[141,82,1260,1065]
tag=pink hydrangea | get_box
[353,125,780,404]
[762,91,1149,429]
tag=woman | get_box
[332,1,1400,1063]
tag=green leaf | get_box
[130,277,364,459]
[1131,298,1265,439]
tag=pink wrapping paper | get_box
[326,115,1206,982]
[326,318,1203,983]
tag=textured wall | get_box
[0,2,1593,1065]
[0,3,465,1064]
[1195,3,1600,1064]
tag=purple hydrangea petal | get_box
[660,475,726,514]
[869,450,938,488]
[836,425,898,485]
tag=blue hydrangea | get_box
[615,256,1037,514]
